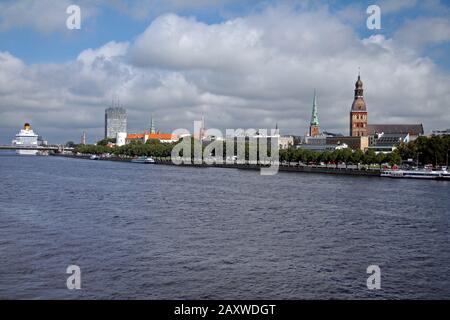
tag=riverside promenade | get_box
[54,154,381,177]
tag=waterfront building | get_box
[279,135,294,149]
[126,133,145,144]
[126,132,179,144]
[105,106,127,139]
[148,133,179,143]
[116,132,127,147]
[297,143,348,152]
[430,129,450,136]
[347,72,423,142]
[350,73,368,137]
[326,136,369,151]
[367,124,424,142]
[368,133,410,154]
[297,132,348,152]
[309,90,320,137]
[304,134,328,145]
[322,131,344,137]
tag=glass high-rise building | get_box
[105,107,127,139]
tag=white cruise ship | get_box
[12,123,40,155]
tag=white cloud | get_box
[131,13,264,72]
[1,5,450,144]
[394,17,450,49]
[77,41,129,65]
[110,0,241,20]
[378,0,418,14]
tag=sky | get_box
[1,0,450,144]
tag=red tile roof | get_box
[126,132,178,141]
[127,133,145,139]
[148,133,178,140]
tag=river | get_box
[1,152,450,299]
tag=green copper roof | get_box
[310,90,319,126]
[150,115,155,134]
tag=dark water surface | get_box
[1,153,450,299]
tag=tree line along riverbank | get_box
[70,134,450,169]
[54,153,382,177]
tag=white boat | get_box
[381,167,450,180]
[90,155,100,160]
[131,156,155,164]
[11,123,39,155]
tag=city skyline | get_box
[1,0,450,144]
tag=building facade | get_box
[279,135,294,149]
[431,129,450,136]
[326,136,369,151]
[116,132,127,146]
[350,74,368,137]
[126,132,179,144]
[368,124,424,141]
[105,107,127,139]
[368,133,410,154]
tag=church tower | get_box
[350,72,368,137]
[150,115,156,134]
[309,90,320,137]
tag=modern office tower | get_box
[105,106,127,139]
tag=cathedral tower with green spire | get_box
[309,90,320,137]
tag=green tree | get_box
[363,149,376,167]
[375,152,386,169]
[341,148,353,168]
[389,151,402,166]
[65,141,76,148]
[351,149,363,169]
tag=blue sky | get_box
[1,0,450,144]
[2,0,448,66]
[0,1,265,63]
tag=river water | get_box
[1,152,450,299]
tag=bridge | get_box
[0,145,74,151]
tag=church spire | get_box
[310,89,319,126]
[150,115,155,134]
[309,90,320,137]
[350,71,368,137]
[352,72,366,110]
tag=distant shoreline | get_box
[52,154,381,177]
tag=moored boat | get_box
[381,167,449,180]
[131,156,155,164]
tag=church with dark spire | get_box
[350,72,368,137]
[309,90,320,137]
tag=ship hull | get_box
[381,170,450,180]
[16,149,38,156]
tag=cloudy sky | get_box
[1,0,450,144]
